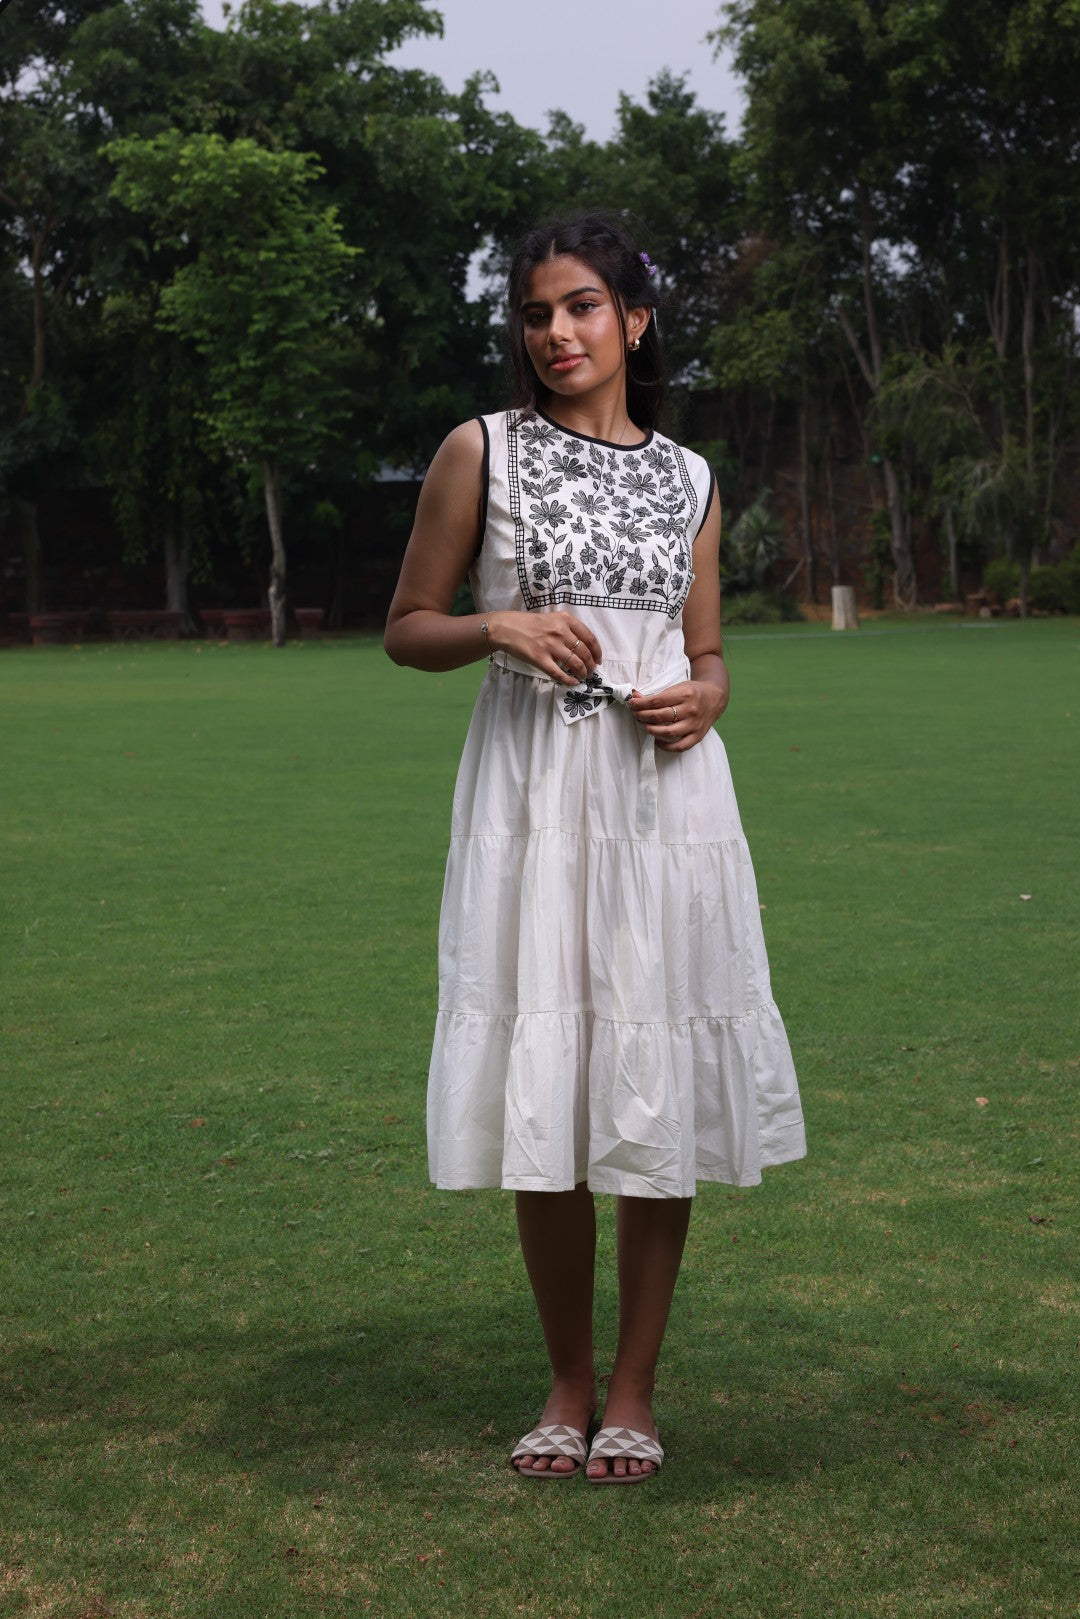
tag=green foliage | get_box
[716,0,1080,602]
[723,589,785,624]
[983,556,1021,603]
[723,488,787,591]
[982,554,1079,612]
[1028,557,1080,614]
[108,132,357,465]
[3,0,1080,619]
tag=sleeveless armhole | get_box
[691,470,718,544]
[475,416,490,558]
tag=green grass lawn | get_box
[2,619,1077,1618]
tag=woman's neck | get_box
[537,370,647,446]
[538,392,647,448]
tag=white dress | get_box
[427,407,806,1198]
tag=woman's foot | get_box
[585,1376,659,1481]
[511,1375,596,1477]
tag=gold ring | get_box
[671,705,678,724]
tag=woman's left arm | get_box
[627,494,729,752]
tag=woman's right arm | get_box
[383,420,602,681]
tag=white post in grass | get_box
[831,585,859,630]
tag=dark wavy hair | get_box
[505,211,667,430]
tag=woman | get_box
[384,212,805,1484]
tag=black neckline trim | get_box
[534,405,654,452]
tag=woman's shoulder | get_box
[426,417,486,475]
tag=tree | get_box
[0,0,222,610]
[717,0,1080,606]
[717,0,930,604]
[0,18,102,608]
[109,131,358,643]
[204,1,536,467]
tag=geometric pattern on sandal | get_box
[510,1422,589,1479]
[585,1425,664,1485]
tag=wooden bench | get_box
[222,609,271,641]
[293,608,325,637]
[107,610,185,640]
[199,608,272,641]
[199,609,231,638]
[200,607,323,640]
[29,611,90,645]
[1,613,32,644]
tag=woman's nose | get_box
[548,308,572,345]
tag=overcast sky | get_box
[198,0,745,140]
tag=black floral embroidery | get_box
[563,673,611,719]
[510,411,700,618]
[572,491,608,516]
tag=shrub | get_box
[723,590,786,625]
[983,557,1020,602]
[1029,560,1080,614]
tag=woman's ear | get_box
[626,305,651,348]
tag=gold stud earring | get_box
[628,337,641,352]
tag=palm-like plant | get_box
[723,489,786,592]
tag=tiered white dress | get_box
[427,408,805,1198]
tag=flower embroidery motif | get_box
[511,411,698,619]
[530,499,571,527]
[572,491,608,516]
[563,674,609,719]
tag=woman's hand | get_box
[628,661,729,752]
[486,609,603,687]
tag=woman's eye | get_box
[572,301,598,314]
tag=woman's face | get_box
[520,253,648,404]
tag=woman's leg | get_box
[512,1182,598,1473]
[586,1194,692,1480]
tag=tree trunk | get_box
[30,227,48,392]
[263,458,287,647]
[882,457,917,607]
[11,499,45,612]
[824,450,842,587]
[835,237,918,611]
[164,526,193,625]
[798,373,816,603]
[831,585,859,630]
[1021,246,1037,487]
[945,506,960,600]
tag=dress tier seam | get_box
[450,830,746,851]
[436,1004,782,1028]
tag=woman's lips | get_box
[550,354,586,372]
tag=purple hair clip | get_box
[640,251,658,280]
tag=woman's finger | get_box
[565,619,602,669]
[628,681,694,716]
